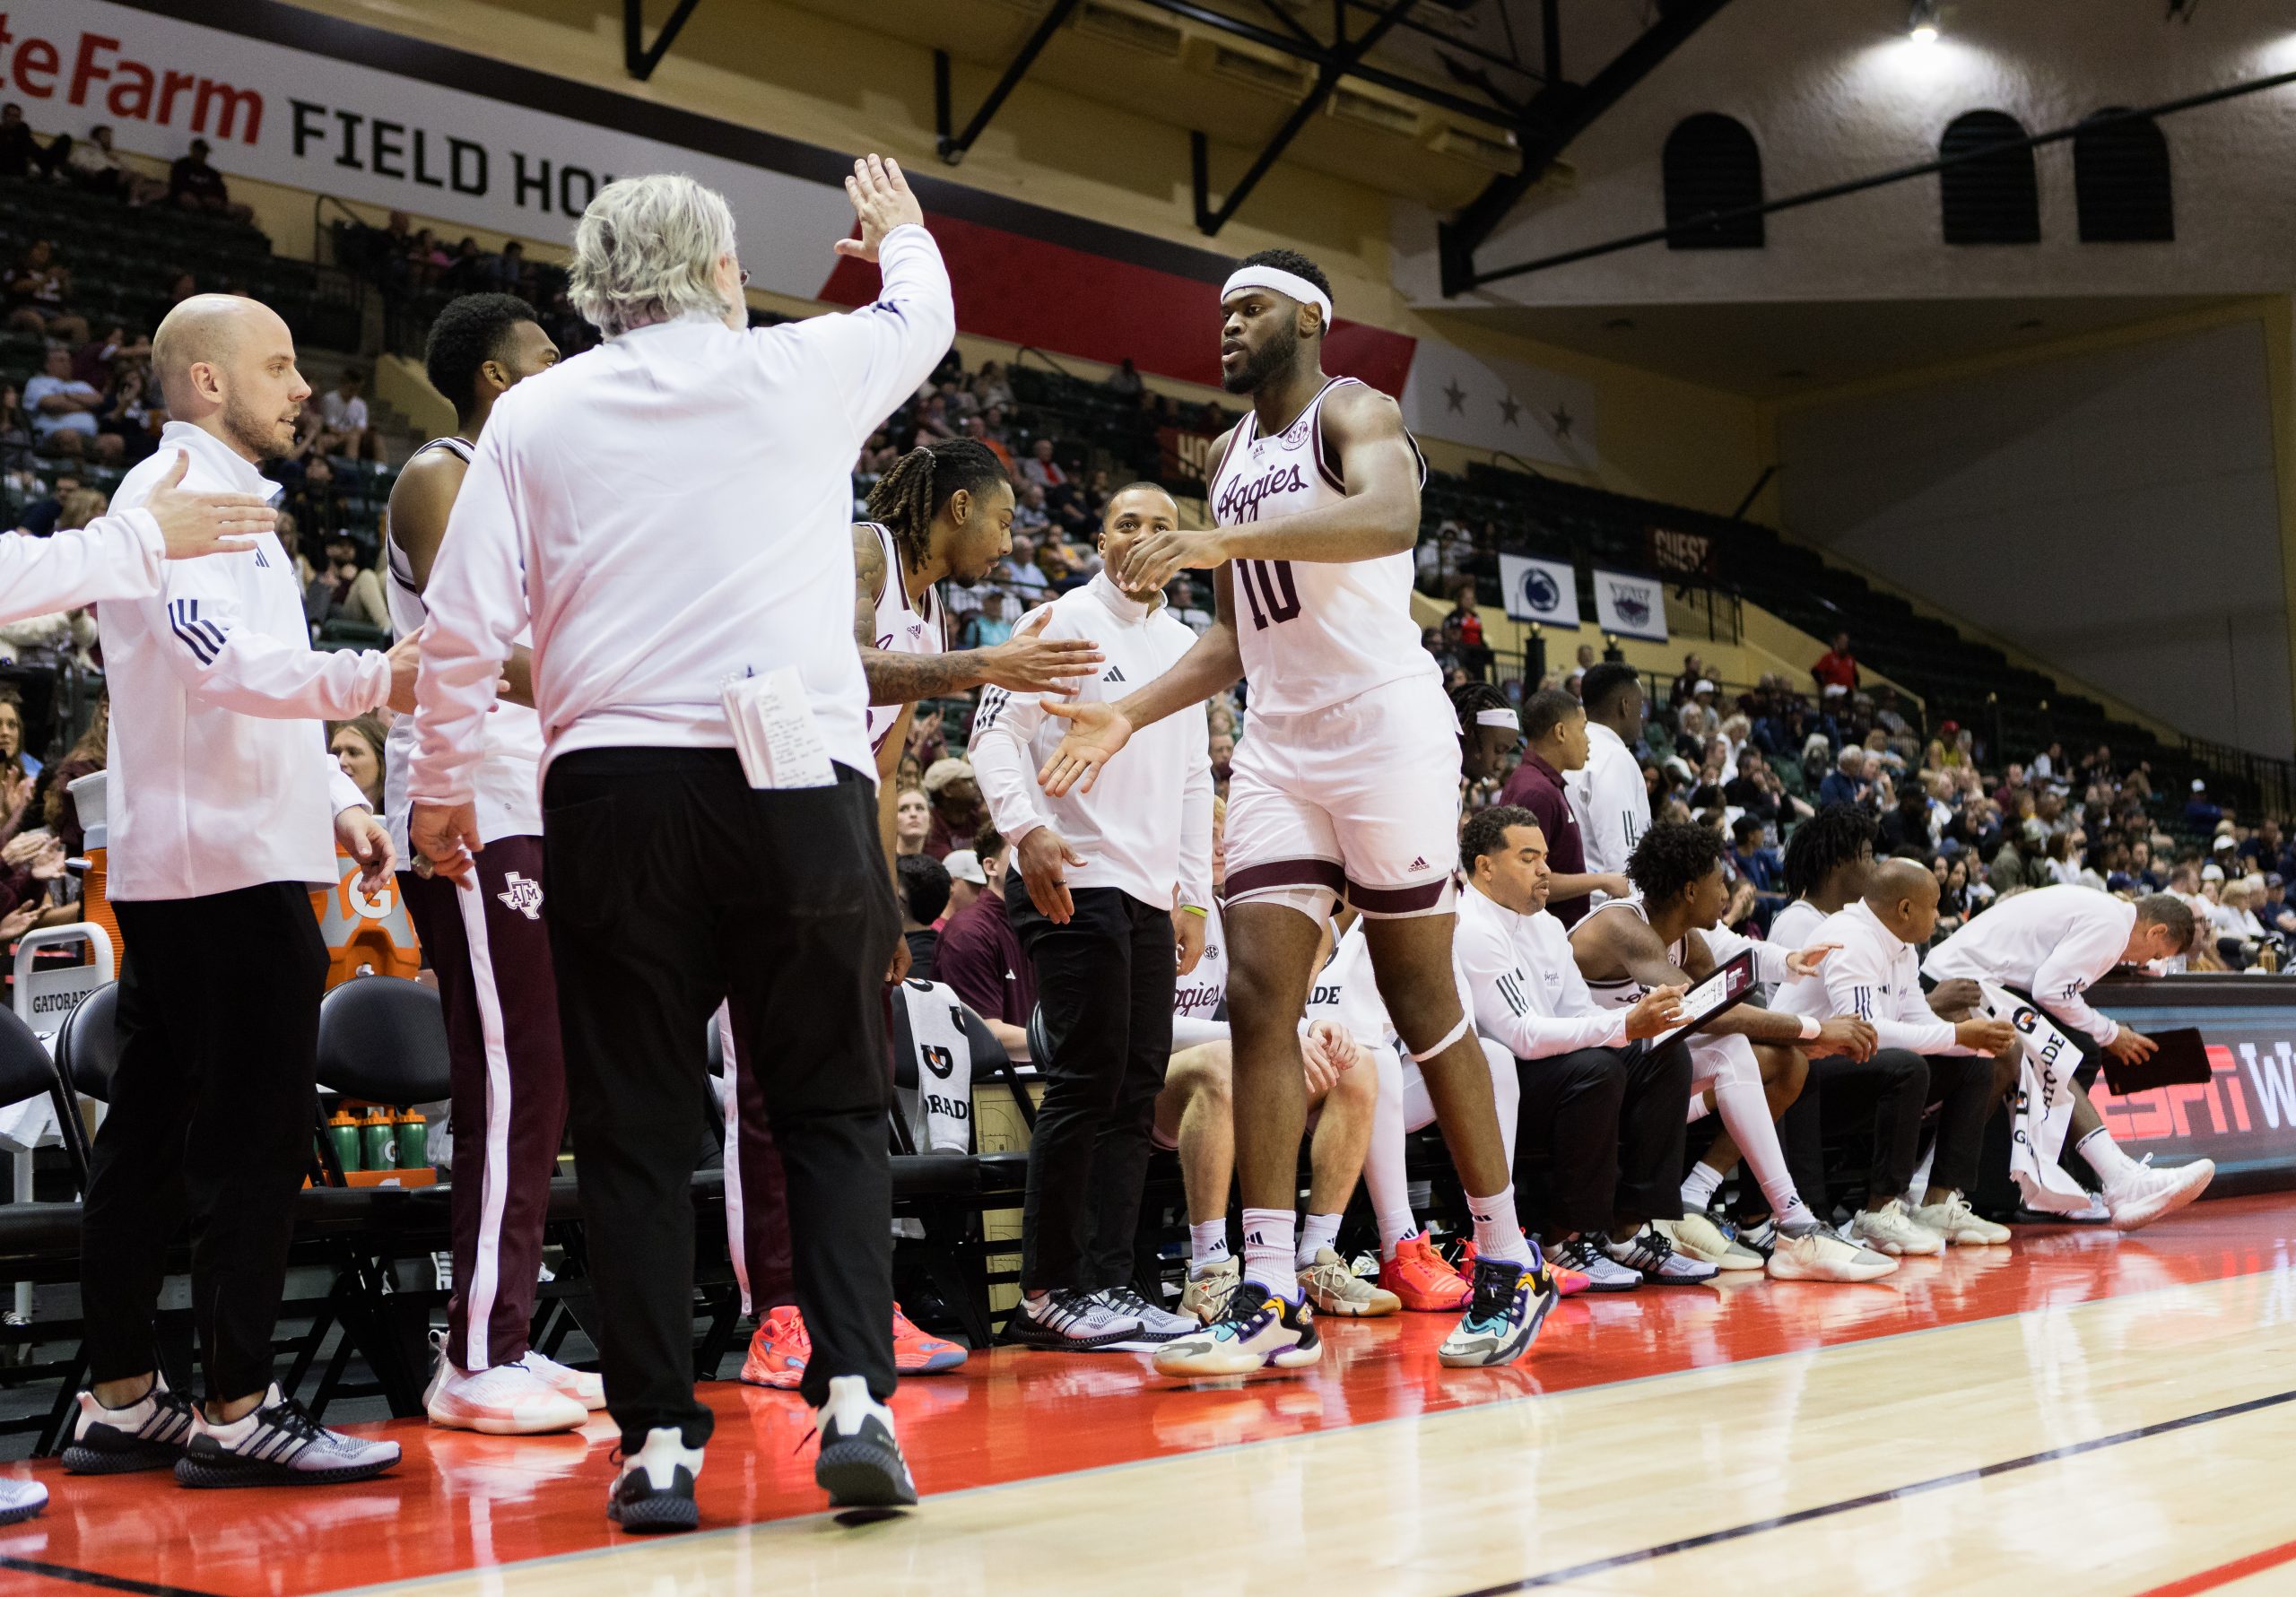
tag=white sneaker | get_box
[0,1478,45,1524]
[1848,1200,1944,1257]
[1298,1247,1403,1316]
[1097,1287,1199,1350]
[2106,1158,2216,1230]
[425,1350,587,1436]
[1656,1214,1765,1271]
[1004,1289,1143,1352]
[176,1384,402,1487]
[608,1425,701,1532]
[1179,1256,1239,1322]
[1910,1193,2012,1246]
[1549,1236,1642,1291]
[1602,1224,1718,1284]
[518,1348,606,1411]
[1766,1223,1900,1282]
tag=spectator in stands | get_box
[2032,741,2066,785]
[168,138,254,223]
[309,532,390,631]
[2263,874,2296,937]
[0,104,43,179]
[328,716,387,811]
[1012,481,1049,534]
[976,360,1013,412]
[1877,780,1934,855]
[280,455,349,539]
[1818,745,1867,809]
[1813,631,1858,694]
[1021,436,1066,490]
[1441,583,1490,681]
[896,853,950,981]
[64,125,157,204]
[316,369,378,462]
[935,826,1031,1056]
[893,785,931,857]
[24,347,104,457]
[39,693,104,861]
[942,847,986,918]
[96,369,158,465]
[910,393,954,448]
[5,240,86,345]
[2185,778,2224,829]
[1990,819,2045,895]
[0,688,34,841]
[0,384,31,464]
[1206,728,1233,792]
[922,757,986,860]
[1106,356,1144,398]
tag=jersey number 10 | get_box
[1236,560,1300,630]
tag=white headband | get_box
[1476,708,1520,730]
[1222,265,1332,330]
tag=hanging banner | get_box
[1498,553,1578,627]
[1647,525,1718,579]
[1592,568,1668,643]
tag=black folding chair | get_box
[48,979,119,1193]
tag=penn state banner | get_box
[1498,553,1579,628]
[1591,568,1667,643]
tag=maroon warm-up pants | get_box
[401,835,569,1372]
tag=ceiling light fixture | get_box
[1908,0,1941,43]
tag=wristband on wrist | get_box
[1798,1014,1822,1042]
[1178,904,1208,918]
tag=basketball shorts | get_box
[1224,673,1461,920]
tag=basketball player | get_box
[383,292,604,1434]
[1042,248,1554,1373]
[0,451,274,623]
[726,437,1097,1386]
[1570,821,1898,1282]
[1921,883,2210,1228]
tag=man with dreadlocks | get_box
[1041,247,1558,1374]
[726,434,1100,1391]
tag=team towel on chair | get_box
[895,979,976,1154]
[1983,980,2090,1214]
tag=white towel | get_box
[1982,981,2090,1214]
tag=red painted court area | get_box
[1,1193,2290,1597]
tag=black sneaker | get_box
[63,1375,198,1474]
[1002,1288,1144,1352]
[813,1375,917,1508]
[607,1427,703,1532]
[173,1384,401,1488]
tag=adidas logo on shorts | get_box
[1408,856,1429,872]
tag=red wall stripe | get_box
[818,211,1417,396]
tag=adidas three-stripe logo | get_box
[169,599,228,664]
[1495,971,1529,1017]
[1103,665,1126,682]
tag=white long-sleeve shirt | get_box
[1454,881,1631,1058]
[970,574,1212,912]
[1777,899,1960,1054]
[1565,722,1649,897]
[0,511,167,622]
[410,224,954,803]
[101,421,384,901]
[1922,883,2135,1046]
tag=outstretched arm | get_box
[852,526,1103,703]
[1037,563,1242,796]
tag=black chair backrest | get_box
[317,976,452,1105]
[887,981,1030,1132]
[0,1008,60,1111]
[54,981,121,1103]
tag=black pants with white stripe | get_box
[83,882,329,1402]
[1006,881,1176,1295]
[543,750,899,1445]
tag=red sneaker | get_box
[739,1305,809,1390]
[1377,1233,1472,1312]
[891,1303,968,1374]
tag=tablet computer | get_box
[1649,948,1759,1049]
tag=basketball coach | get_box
[408,159,953,1532]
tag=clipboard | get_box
[2100,1027,2213,1097]
[1649,949,1759,1049]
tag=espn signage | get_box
[2092,985,2296,1190]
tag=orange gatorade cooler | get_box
[310,850,422,988]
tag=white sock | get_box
[2077,1125,2140,1189]
[1242,1208,1300,1303]
[1189,1219,1231,1274]
[1774,1196,1818,1233]
[1465,1186,1533,1264]
[1023,1289,1051,1311]
[1377,1210,1417,1262]
[1680,1161,1724,1212]
[1296,1212,1341,1267]
[1707,1039,1805,1224]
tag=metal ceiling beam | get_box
[1191,0,1420,236]
[1439,0,1735,296]
[935,0,1086,165]
[1132,0,1518,127]
[624,0,705,82]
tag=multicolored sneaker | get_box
[1152,1283,1320,1377]
[1436,1251,1559,1368]
[739,1305,810,1391]
[1298,1247,1402,1316]
[891,1303,968,1374]
[1180,1256,1240,1322]
[1376,1232,1471,1312]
